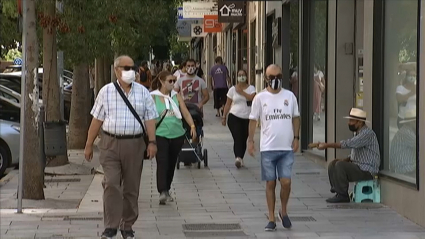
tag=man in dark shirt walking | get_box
[209,56,230,117]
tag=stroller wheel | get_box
[176,158,180,170]
[203,149,208,167]
[197,161,201,169]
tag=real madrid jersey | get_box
[249,89,300,152]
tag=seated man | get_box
[317,108,380,203]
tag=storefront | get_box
[370,0,424,226]
[324,0,424,226]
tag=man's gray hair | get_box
[113,55,131,68]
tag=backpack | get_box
[139,68,148,82]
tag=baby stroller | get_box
[176,103,208,169]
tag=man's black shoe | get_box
[120,230,135,239]
[326,194,350,203]
[100,228,117,239]
[330,188,336,193]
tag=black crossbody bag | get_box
[113,82,167,159]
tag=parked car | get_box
[0,72,71,122]
[0,119,20,176]
[2,65,22,73]
[0,96,20,122]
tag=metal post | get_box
[17,0,27,214]
[56,1,64,120]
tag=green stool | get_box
[353,178,380,203]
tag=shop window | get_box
[382,0,419,183]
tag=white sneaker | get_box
[235,158,242,169]
[166,191,174,202]
[159,192,167,205]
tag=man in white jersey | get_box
[248,64,300,231]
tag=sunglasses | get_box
[167,79,176,84]
[266,74,283,80]
[118,65,136,71]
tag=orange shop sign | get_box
[203,15,222,33]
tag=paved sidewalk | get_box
[1,103,425,238]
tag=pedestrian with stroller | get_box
[150,71,197,205]
[222,69,256,168]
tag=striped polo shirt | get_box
[340,126,381,174]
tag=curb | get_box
[0,170,18,186]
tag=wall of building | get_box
[327,0,425,227]
[265,1,282,68]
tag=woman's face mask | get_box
[121,70,135,84]
[406,76,416,84]
[237,76,247,82]
[162,78,176,91]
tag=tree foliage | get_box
[57,0,180,64]
[0,0,21,58]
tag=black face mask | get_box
[348,124,357,132]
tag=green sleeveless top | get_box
[154,95,185,139]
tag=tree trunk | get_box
[103,58,111,83]
[22,0,44,200]
[42,0,68,167]
[95,57,105,95]
[68,64,90,149]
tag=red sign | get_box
[203,15,222,33]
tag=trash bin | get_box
[43,121,67,156]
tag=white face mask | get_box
[187,67,196,75]
[407,76,416,83]
[237,76,247,82]
[121,70,135,84]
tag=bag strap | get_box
[153,95,169,129]
[156,109,168,129]
[113,82,147,137]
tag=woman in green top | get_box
[150,71,196,205]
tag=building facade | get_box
[185,0,424,227]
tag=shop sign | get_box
[272,17,281,48]
[183,2,217,19]
[191,23,207,37]
[177,6,183,20]
[204,15,222,33]
[218,0,245,23]
[177,20,200,37]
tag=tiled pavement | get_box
[1,102,425,238]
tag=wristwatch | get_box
[148,140,157,145]
[294,136,300,140]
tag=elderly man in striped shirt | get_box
[84,55,158,239]
[317,108,380,203]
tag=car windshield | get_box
[0,78,21,92]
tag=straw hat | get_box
[399,108,416,124]
[343,108,369,123]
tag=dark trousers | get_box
[213,88,228,109]
[156,135,184,193]
[328,160,373,196]
[227,113,249,159]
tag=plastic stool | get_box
[353,178,380,203]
